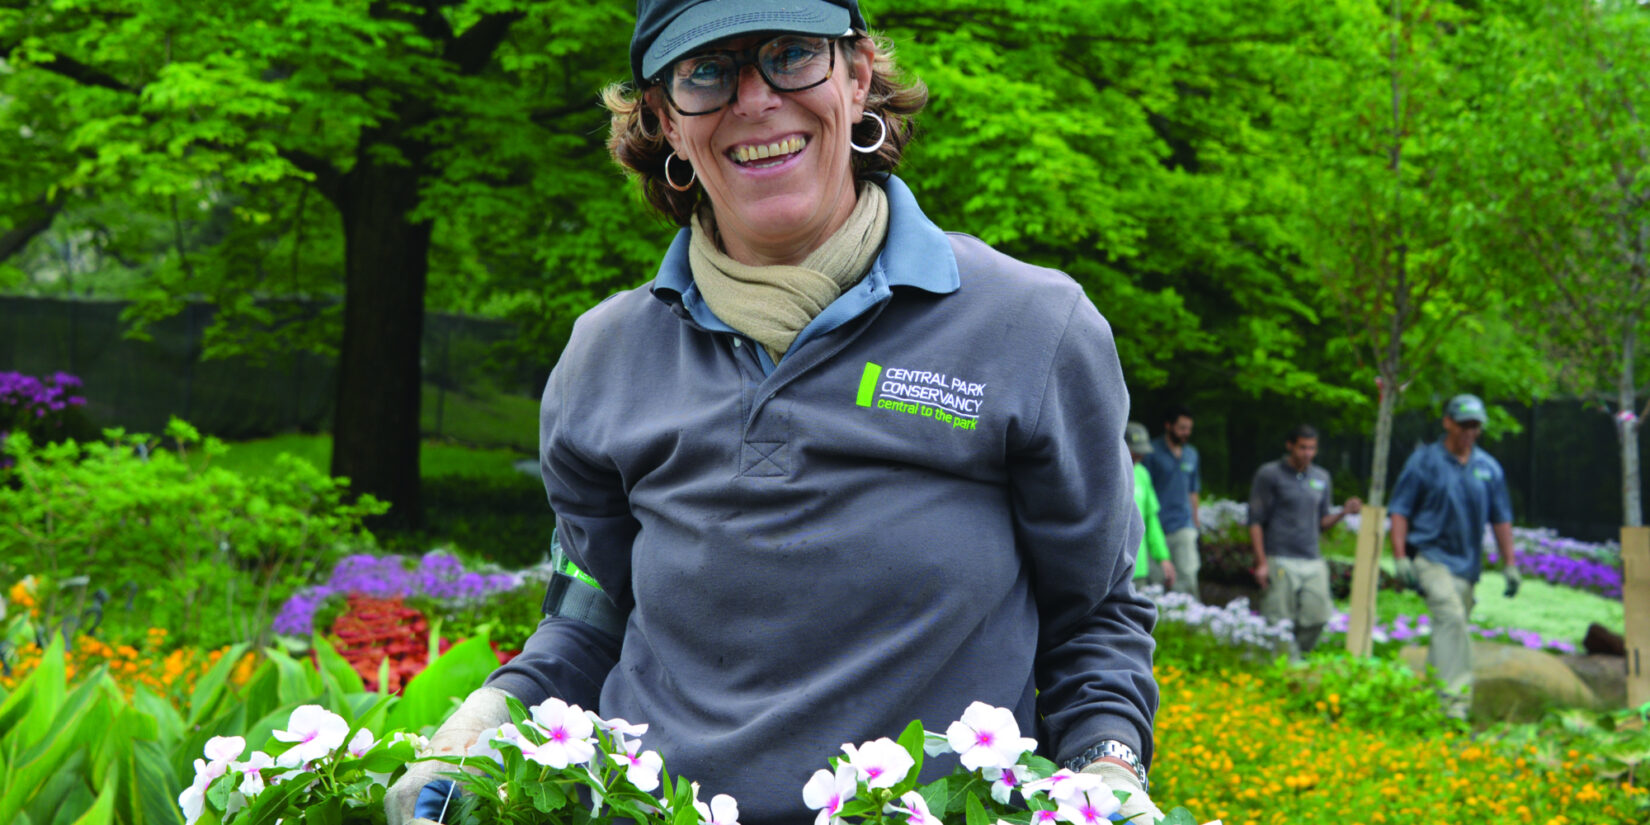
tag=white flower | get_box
[587,711,649,741]
[921,730,955,757]
[388,731,432,757]
[178,759,226,825]
[204,736,246,763]
[234,751,275,797]
[841,738,914,789]
[526,698,597,768]
[610,739,664,793]
[466,725,511,763]
[945,703,1037,772]
[802,763,857,825]
[693,792,742,825]
[347,728,378,757]
[1054,783,1120,825]
[883,791,938,825]
[272,705,350,768]
[1029,812,1062,825]
[1023,769,1106,806]
[983,764,1035,805]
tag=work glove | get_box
[1394,557,1419,592]
[1081,760,1166,824]
[385,686,511,825]
[1503,567,1521,598]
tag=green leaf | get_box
[188,643,252,727]
[918,778,949,818]
[1159,807,1199,825]
[385,634,498,734]
[311,634,366,696]
[66,779,116,825]
[964,790,989,825]
[896,718,927,776]
[301,796,343,825]
[525,780,568,814]
[264,648,324,707]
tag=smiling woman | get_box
[384,3,1169,825]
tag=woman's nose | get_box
[730,64,781,116]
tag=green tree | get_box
[0,0,643,525]
[1464,0,1650,526]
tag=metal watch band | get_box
[1064,739,1148,789]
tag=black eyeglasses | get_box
[655,35,839,116]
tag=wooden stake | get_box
[1346,505,1387,658]
[1625,526,1650,708]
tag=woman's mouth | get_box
[729,136,807,168]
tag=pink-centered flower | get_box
[524,699,597,768]
[233,751,275,797]
[841,738,914,789]
[1054,783,1121,825]
[272,705,350,768]
[178,758,230,825]
[1029,810,1063,825]
[884,791,938,825]
[983,764,1036,805]
[521,699,600,768]
[347,728,378,757]
[204,736,246,763]
[609,739,664,793]
[1023,769,1106,806]
[945,702,1037,771]
[802,762,858,825]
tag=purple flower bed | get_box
[0,371,87,417]
[273,551,523,636]
[1323,611,1577,654]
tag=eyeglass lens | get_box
[663,36,835,115]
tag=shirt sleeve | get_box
[1188,447,1202,494]
[1012,293,1157,770]
[485,321,629,709]
[1488,462,1513,524]
[1387,448,1426,519]
[1318,472,1333,521]
[1247,467,1272,527]
[1144,481,1170,562]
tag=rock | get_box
[1584,623,1626,656]
[1198,578,1261,609]
[1398,640,1600,721]
[1561,653,1627,709]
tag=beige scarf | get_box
[690,181,889,364]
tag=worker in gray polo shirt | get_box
[1388,393,1519,720]
[1144,405,1201,600]
[1246,424,1361,659]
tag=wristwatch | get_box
[1064,739,1149,789]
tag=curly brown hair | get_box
[601,32,928,227]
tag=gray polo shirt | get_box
[1388,441,1513,582]
[1246,458,1333,560]
[487,175,1156,825]
[1143,437,1200,532]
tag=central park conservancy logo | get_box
[1308,477,1326,491]
[855,361,985,432]
[1473,467,1493,482]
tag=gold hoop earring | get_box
[663,151,697,192]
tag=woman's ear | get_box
[646,87,680,149]
[849,38,875,109]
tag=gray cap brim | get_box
[641,1,851,82]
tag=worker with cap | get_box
[1388,393,1519,720]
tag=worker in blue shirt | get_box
[1388,393,1519,720]
[1143,405,1200,600]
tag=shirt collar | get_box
[650,173,959,324]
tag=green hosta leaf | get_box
[188,643,253,727]
[385,634,497,734]
[1158,807,1199,825]
[312,634,366,697]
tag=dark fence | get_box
[1,296,542,451]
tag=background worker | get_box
[1145,405,1200,599]
[1246,424,1361,659]
[1126,422,1176,591]
[1388,393,1519,720]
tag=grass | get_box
[419,383,540,452]
[1322,523,1625,645]
[208,433,527,480]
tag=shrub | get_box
[0,370,95,454]
[0,419,386,649]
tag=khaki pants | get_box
[1165,527,1200,599]
[1415,554,1476,719]
[1259,556,1333,659]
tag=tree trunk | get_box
[1369,373,1400,508]
[1622,322,1643,527]
[331,159,431,529]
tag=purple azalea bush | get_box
[1487,527,1622,600]
[1,371,89,462]
[272,551,523,637]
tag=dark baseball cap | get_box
[1444,393,1488,424]
[632,0,866,86]
[1125,422,1153,455]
